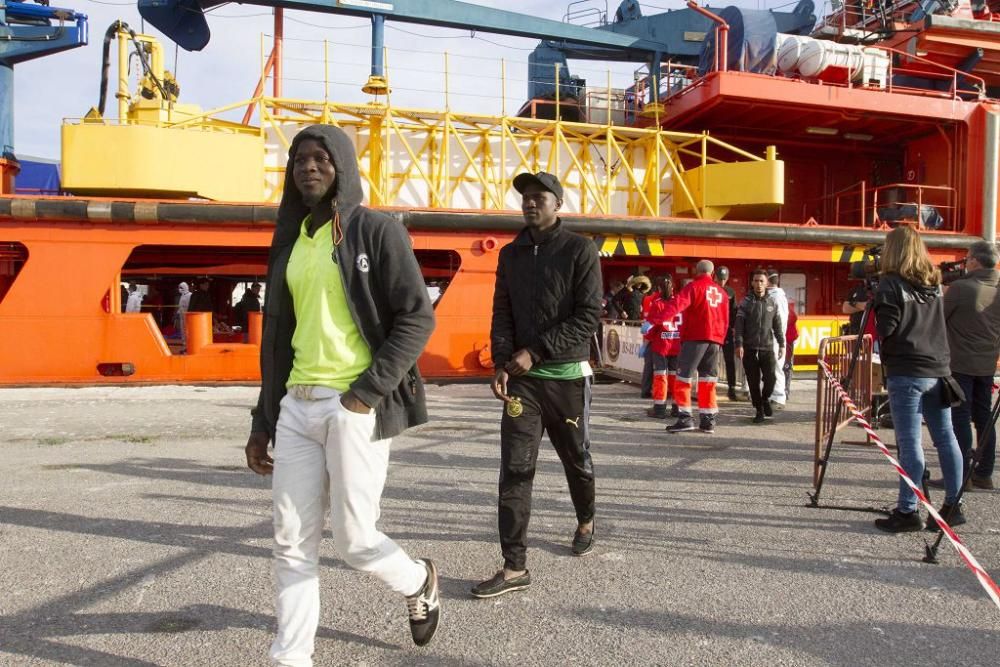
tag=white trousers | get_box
[770,339,786,405]
[269,390,425,667]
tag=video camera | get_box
[848,245,883,282]
[940,258,967,285]
[850,244,966,285]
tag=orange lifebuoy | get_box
[477,342,494,368]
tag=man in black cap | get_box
[715,266,738,400]
[473,171,603,599]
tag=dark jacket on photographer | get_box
[250,125,434,442]
[874,273,950,378]
[734,292,784,352]
[944,268,1000,376]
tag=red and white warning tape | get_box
[819,360,1000,612]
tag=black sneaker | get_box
[874,508,924,533]
[727,387,738,401]
[571,525,595,556]
[762,401,773,418]
[406,559,441,646]
[926,503,967,532]
[699,414,716,433]
[667,414,695,433]
[646,404,667,419]
[752,408,765,424]
[470,570,531,599]
[669,404,680,418]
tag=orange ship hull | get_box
[0,197,970,385]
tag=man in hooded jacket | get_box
[244,125,440,664]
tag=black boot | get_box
[646,404,667,419]
[926,502,967,531]
[874,508,924,533]
[667,413,695,433]
[698,413,716,433]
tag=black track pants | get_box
[742,348,776,409]
[498,374,595,571]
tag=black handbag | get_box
[941,376,967,408]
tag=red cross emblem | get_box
[706,285,723,308]
[663,313,683,331]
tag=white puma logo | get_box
[565,417,581,428]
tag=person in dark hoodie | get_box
[244,125,440,662]
[471,171,602,599]
[735,269,784,424]
[872,225,964,533]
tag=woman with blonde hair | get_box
[873,225,964,532]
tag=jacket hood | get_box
[272,124,365,248]
[178,282,189,294]
[889,273,941,303]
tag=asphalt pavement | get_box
[1,378,997,666]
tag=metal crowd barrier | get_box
[814,334,874,486]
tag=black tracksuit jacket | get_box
[734,292,784,352]
[491,220,602,368]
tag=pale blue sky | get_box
[14,0,800,159]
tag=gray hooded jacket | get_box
[250,125,434,441]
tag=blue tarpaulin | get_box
[15,158,62,195]
[699,7,779,77]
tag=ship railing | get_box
[64,111,264,136]
[817,0,918,37]
[564,0,609,27]
[802,180,958,231]
[631,62,702,111]
[882,44,987,100]
[685,23,984,102]
[871,182,957,231]
[803,180,870,228]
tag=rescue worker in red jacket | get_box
[661,260,730,433]
[644,276,681,419]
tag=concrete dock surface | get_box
[1,379,998,666]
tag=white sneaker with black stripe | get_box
[406,559,441,647]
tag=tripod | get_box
[923,387,1000,563]
[808,278,880,509]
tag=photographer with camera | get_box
[933,240,1000,491]
[872,226,965,533]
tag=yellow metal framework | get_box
[253,97,777,219]
[61,31,782,219]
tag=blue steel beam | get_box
[1,2,88,158]
[138,0,669,53]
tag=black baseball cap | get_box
[513,171,564,200]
